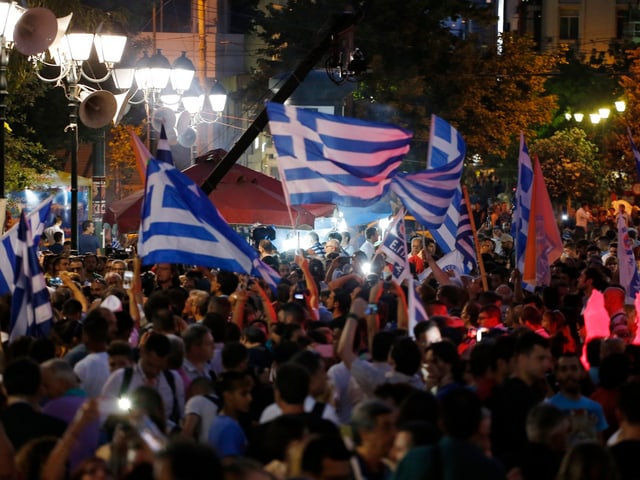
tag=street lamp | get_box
[177,78,227,155]
[36,21,126,250]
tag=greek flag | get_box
[0,196,53,295]
[430,187,475,273]
[266,102,413,207]
[390,117,464,229]
[512,133,533,275]
[378,208,411,283]
[9,209,53,341]
[628,127,640,182]
[138,158,280,291]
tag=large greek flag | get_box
[9,209,53,341]
[0,196,53,295]
[137,158,280,291]
[266,102,413,207]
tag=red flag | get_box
[523,155,563,286]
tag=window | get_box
[560,16,579,40]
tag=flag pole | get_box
[463,185,488,291]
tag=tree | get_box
[248,0,560,167]
[107,123,144,200]
[529,128,602,206]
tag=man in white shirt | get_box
[102,332,185,426]
[359,227,379,260]
[44,215,64,247]
[575,203,592,240]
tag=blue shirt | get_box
[547,393,608,444]
[78,233,99,254]
[207,415,246,457]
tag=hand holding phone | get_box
[123,271,134,289]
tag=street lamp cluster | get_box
[113,50,227,149]
[0,1,228,248]
[564,101,626,124]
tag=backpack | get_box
[120,366,181,426]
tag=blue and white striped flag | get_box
[429,187,476,274]
[408,277,429,338]
[390,117,464,229]
[266,102,413,207]
[628,127,640,182]
[138,158,280,292]
[0,196,53,295]
[9,209,53,341]
[378,208,411,284]
[512,132,533,275]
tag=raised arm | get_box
[59,272,89,312]
[338,297,367,369]
[422,250,452,286]
[295,253,319,314]
[42,399,100,480]
[252,281,277,325]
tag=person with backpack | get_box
[101,332,185,429]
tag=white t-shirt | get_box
[74,352,110,398]
[327,361,363,424]
[184,394,219,444]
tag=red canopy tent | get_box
[104,150,334,232]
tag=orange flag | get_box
[522,155,563,286]
[128,127,152,183]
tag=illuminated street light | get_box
[590,113,601,124]
[598,108,611,119]
[574,113,584,122]
[615,101,626,113]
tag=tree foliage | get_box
[247,0,562,166]
[529,128,602,205]
[107,123,144,200]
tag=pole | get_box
[198,0,206,84]
[68,97,79,252]
[0,38,8,234]
[200,8,366,195]
[463,186,488,291]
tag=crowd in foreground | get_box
[2,204,640,480]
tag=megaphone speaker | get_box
[113,91,132,126]
[151,107,176,133]
[79,90,117,129]
[178,127,197,148]
[14,7,58,56]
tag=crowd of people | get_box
[2,197,640,480]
